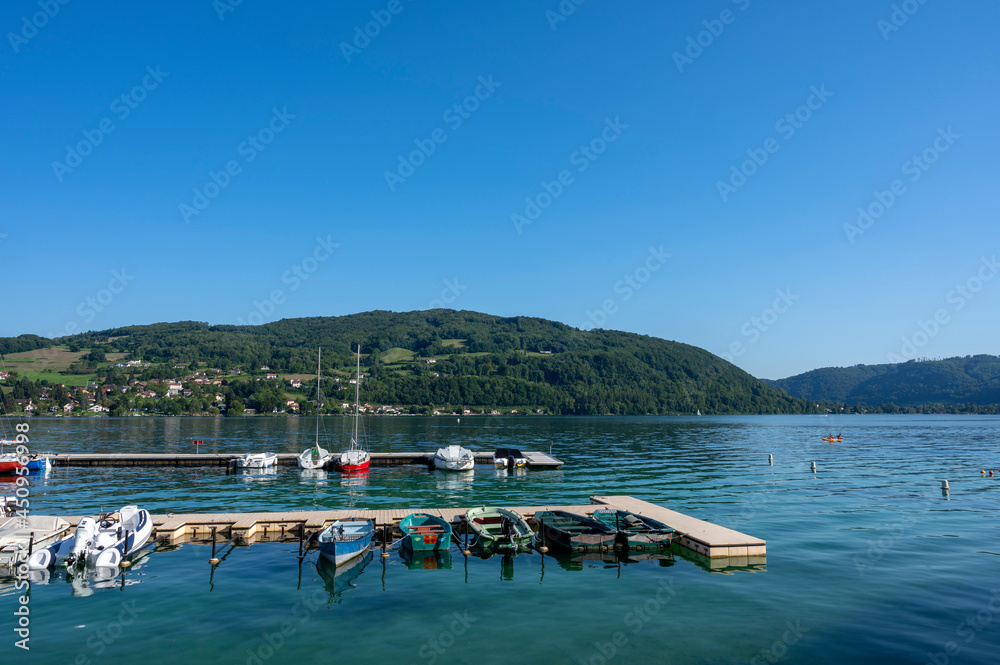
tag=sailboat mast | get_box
[315,347,321,448]
[353,345,361,446]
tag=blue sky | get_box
[2,0,998,379]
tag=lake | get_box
[5,415,1000,664]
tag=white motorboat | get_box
[0,515,72,571]
[236,452,278,469]
[433,445,475,471]
[298,348,332,470]
[64,505,152,568]
[492,447,528,469]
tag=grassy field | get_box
[380,347,415,363]
[13,371,93,386]
[441,339,467,348]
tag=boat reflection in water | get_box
[493,466,527,480]
[316,549,373,603]
[433,469,473,493]
[299,468,328,482]
[399,548,453,570]
[542,548,675,572]
[238,466,278,482]
[339,470,369,488]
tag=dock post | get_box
[462,519,470,556]
[382,524,390,558]
[27,532,34,557]
[298,524,305,558]
[121,530,132,568]
[209,527,220,564]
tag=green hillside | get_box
[766,355,1000,406]
[1,310,812,415]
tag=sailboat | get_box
[298,348,332,470]
[335,345,371,473]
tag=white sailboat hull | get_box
[298,447,331,469]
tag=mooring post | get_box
[298,524,305,558]
[209,527,220,564]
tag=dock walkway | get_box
[54,495,764,561]
[42,451,564,469]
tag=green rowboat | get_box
[465,507,533,552]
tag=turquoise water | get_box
[5,415,1000,664]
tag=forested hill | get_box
[1,310,811,415]
[765,355,1000,406]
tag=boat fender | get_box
[28,548,53,570]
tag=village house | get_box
[265,372,278,380]
[167,382,183,396]
[285,399,299,411]
[288,379,302,388]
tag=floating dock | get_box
[41,451,564,469]
[53,495,764,565]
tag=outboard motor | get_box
[65,517,97,567]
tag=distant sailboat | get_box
[696,409,702,416]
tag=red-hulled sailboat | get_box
[335,345,371,474]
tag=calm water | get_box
[5,415,1000,664]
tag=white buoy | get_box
[768,454,773,466]
[810,461,817,472]
[941,480,950,491]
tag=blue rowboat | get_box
[317,519,374,566]
[399,513,452,551]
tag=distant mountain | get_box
[766,355,1000,406]
[0,309,811,416]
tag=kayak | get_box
[822,437,843,442]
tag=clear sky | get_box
[2,1,998,379]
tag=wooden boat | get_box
[465,506,533,552]
[399,512,452,551]
[64,505,152,568]
[236,452,277,469]
[298,348,332,470]
[492,447,528,469]
[316,518,374,566]
[335,346,371,473]
[592,509,675,552]
[534,510,617,553]
[0,515,72,571]
[433,445,475,471]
